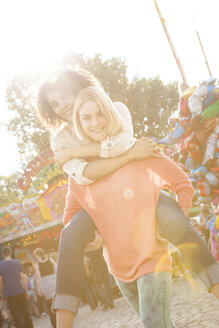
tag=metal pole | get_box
[153,0,188,84]
[195,29,212,77]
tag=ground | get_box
[33,276,219,328]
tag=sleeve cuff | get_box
[100,138,116,158]
[63,161,94,185]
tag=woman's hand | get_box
[85,230,104,252]
[128,138,162,160]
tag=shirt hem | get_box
[109,265,171,283]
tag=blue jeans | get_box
[53,191,219,314]
[115,272,175,328]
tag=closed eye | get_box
[81,115,90,121]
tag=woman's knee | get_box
[157,191,193,240]
[60,210,96,250]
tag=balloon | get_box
[183,86,197,97]
[202,123,219,164]
[191,166,207,178]
[198,196,212,204]
[186,157,198,170]
[205,172,219,187]
[201,99,219,120]
[203,85,219,107]
[196,82,208,99]
[197,179,211,197]
[188,94,202,116]
[157,118,191,145]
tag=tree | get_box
[5,75,50,164]
[63,52,129,102]
[127,76,179,139]
[0,175,23,207]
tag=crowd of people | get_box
[0,244,117,328]
[0,66,219,328]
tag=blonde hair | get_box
[73,87,124,141]
[33,248,47,261]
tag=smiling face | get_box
[46,86,76,121]
[79,101,108,141]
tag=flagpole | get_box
[153,0,188,84]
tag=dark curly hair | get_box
[37,66,102,132]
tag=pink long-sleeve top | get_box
[63,154,193,282]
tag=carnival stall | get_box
[0,148,68,265]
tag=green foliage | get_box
[127,76,179,139]
[5,75,50,161]
[0,175,23,207]
[64,52,129,102]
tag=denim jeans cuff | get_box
[198,263,219,292]
[52,293,79,314]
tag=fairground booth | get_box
[0,148,67,271]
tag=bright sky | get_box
[0,0,218,176]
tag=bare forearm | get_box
[83,152,132,181]
[70,143,100,158]
[83,138,161,181]
[55,143,101,167]
[20,274,28,294]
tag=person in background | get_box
[207,206,219,261]
[49,252,58,264]
[87,248,114,310]
[0,293,14,328]
[168,244,187,279]
[30,266,47,317]
[81,256,98,311]
[200,205,212,245]
[33,248,56,328]
[27,266,41,318]
[0,246,33,328]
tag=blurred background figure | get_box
[0,246,33,328]
[81,256,98,311]
[33,248,56,328]
[49,252,58,264]
[168,244,188,279]
[206,206,219,261]
[0,294,13,328]
[87,249,114,311]
[26,266,40,318]
[199,205,213,245]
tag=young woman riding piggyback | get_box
[37,67,219,327]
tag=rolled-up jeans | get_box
[52,191,219,314]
